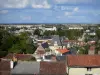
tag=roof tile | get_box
[4,53,33,61]
[67,55,100,67]
[40,61,66,75]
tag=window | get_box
[87,68,91,71]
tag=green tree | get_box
[34,29,41,36]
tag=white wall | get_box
[69,68,87,75]
[92,68,100,75]
[69,68,100,75]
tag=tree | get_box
[65,30,83,40]
[0,29,37,55]
[96,29,100,39]
[0,31,16,51]
[8,44,21,53]
[34,29,41,36]
[43,30,57,36]
[78,47,85,54]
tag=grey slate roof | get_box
[11,61,40,74]
[56,55,66,61]
[51,35,61,46]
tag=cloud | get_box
[55,0,68,3]
[0,0,51,9]
[0,10,8,14]
[32,0,51,9]
[20,16,32,20]
[74,7,79,12]
[0,0,29,8]
[64,7,79,16]
[55,0,93,4]
[65,12,71,16]
[68,15,85,18]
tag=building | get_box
[68,26,83,30]
[40,61,66,75]
[11,61,66,75]
[34,45,45,62]
[0,59,10,75]
[56,48,70,56]
[67,55,100,75]
[3,53,35,61]
[88,46,95,55]
[11,61,40,75]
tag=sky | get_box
[0,0,100,24]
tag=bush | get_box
[0,51,8,58]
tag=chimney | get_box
[51,55,57,62]
[54,41,58,47]
[42,55,45,60]
[88,46,95,55]
[98,50,100,55]
[10,60,14,69]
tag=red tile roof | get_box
[67,55,100,67]
[40,61,66,75]
[4,53,33,61]
[56,48,69,54]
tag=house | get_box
[49,40,67,55]
[68,26,83,30]
[63,40,85,47]
[45,26,57,31]
[40,61,66,75]
[56,48,70,56]
[42,54,57,62]
[36,38,52,45]
[0,59,10,75]
[56,55,66,62]
[41,42,49,49]
[3,53,35,61]
[11,61,40,75]
[34,45,46,61]
[35,45,45,56]
[51,35,62,46]
[67,55,100,75]
[11,61,66,75]
[88,46,96,55]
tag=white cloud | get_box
[64,7,79,16]
[0,0,51,9]
[55,0,68,3]
[32,0,51,9]
[0,10,8,14]
[65,12,71,16]
[74,7,79,12]
[0,0,29,8]
[56,16,62,19]
[68,15,85,18]
[55,0,93,4]
[20,16,32,20]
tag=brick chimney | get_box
[51,55,57,62]
[88,46,95,55]
[98,50,100,55]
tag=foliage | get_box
[0,29,37,57]
[43,30,57,36]
[34,29,41,36]
[96,29,100,39]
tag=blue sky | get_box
[0,0,100,24]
